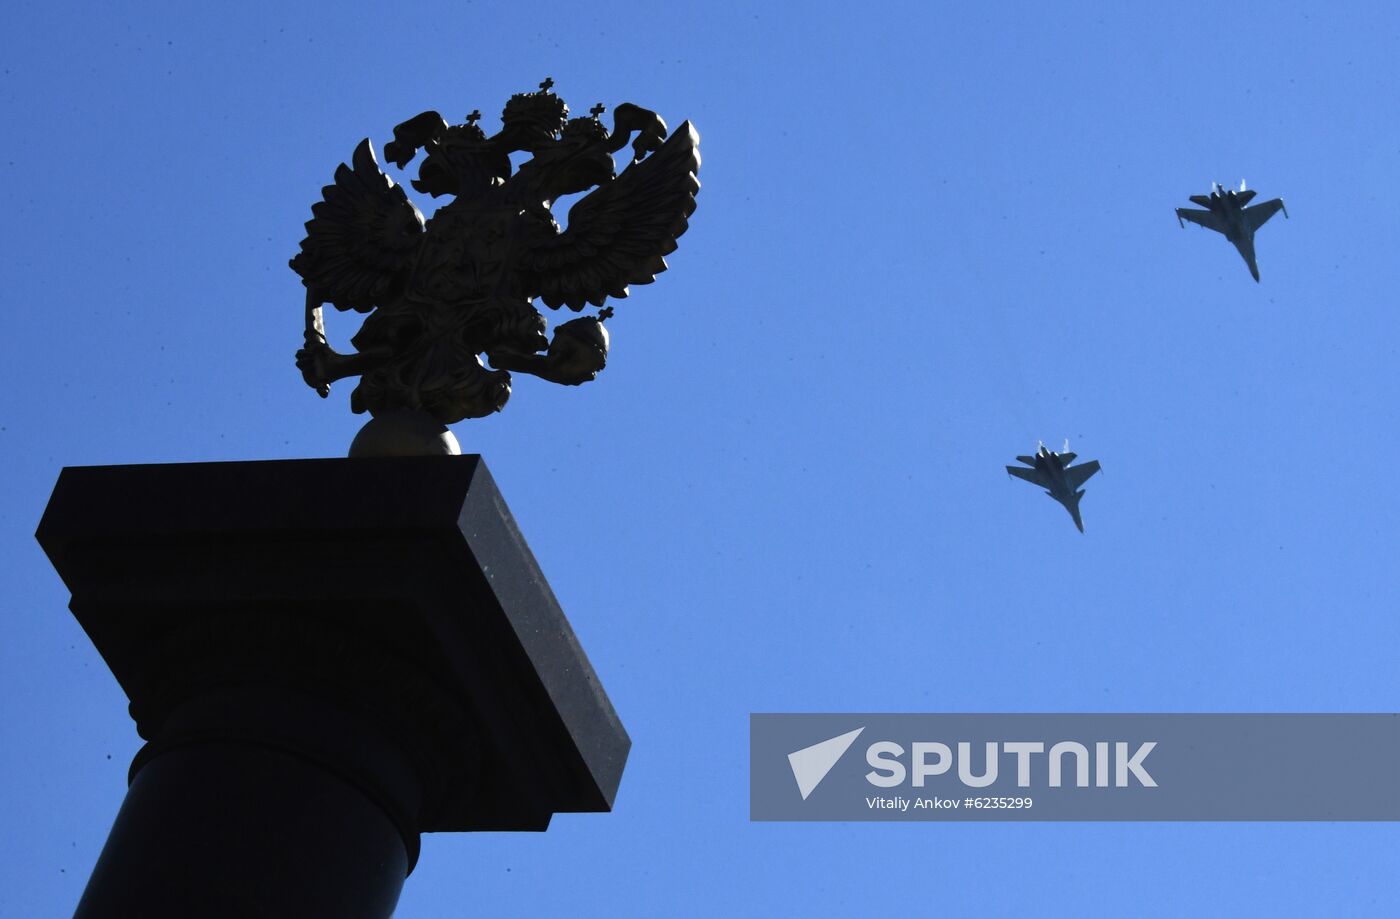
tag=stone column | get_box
[37,456,629,919]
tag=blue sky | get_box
[2,1,1398,915]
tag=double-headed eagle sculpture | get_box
[291,80,700,435]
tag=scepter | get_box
[303,287,330,398]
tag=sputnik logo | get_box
[787,727,865,800]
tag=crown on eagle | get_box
[502,77,569,136]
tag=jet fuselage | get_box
[1033,448,1073,497]
[1211,195,1248,241]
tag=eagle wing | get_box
[519,122,701,311]
[290,139,425,313]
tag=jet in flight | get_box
[1176,180,1287,281]
[1006,441,1102,533]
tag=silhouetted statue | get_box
[291,79,700,445]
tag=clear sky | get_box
[2,1,1398,915]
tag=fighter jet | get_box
[1176,180,1287,281]
[1006,441,1102,533]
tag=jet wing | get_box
[1244,198,1286,233]
[1176,208,1227,234]
[1007,465,1050,487]
[1063,460,1101,492]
